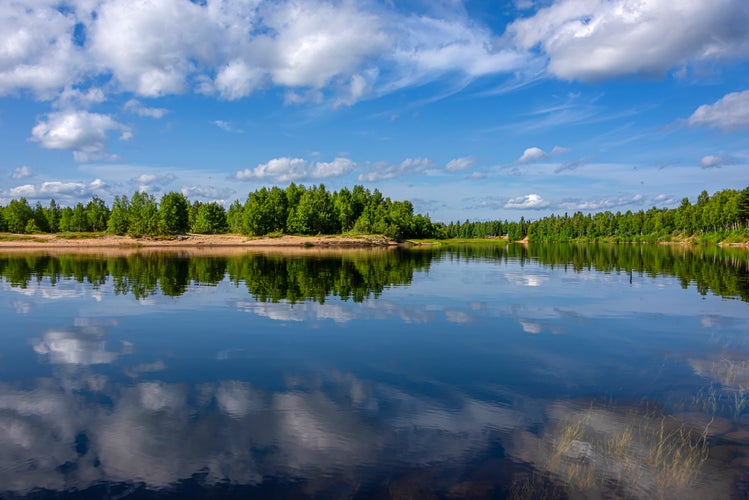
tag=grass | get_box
[56,231,108,240]
[531,405,711,499]
[406,237,510,246]
[0,233,45,242]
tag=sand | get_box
[0,233,399,253]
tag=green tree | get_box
[287,184,335,234]
[71,202,91,232]
[158,192,190,234]
[192,202,227,234]
[108,195,129,235]
[5,198,33,233]
[86,196,110,232]
[226,200,244,234]
[738,187,749,228]
[32,202,50,233]
[45,199,61,233]
[127,191,158,237]
[59,207,74,232]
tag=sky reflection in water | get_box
[1,245,748,498]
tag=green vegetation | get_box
[1,185,748,243]
[442,186,749,243]
[1,243,747,302]
[0,250,432,301]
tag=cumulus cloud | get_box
[9,184,36,198]
[235,156,357,183]
[688,90,749,132]
[558,194,644,211]
[8,179,108,199]
[517,147,547,163]
[235,157,308,183]
[2,0,533,110]
[11,166,32,179]
[123,99,169,119]
[444,156,475,172]
[0,2,84,98]
[311,158,356,178]
[358,158,434,182]
[504,193,550,210]
[700,155,731,169]
[30,111,131,162]
[181,185,235,201]
[509,0,749,81]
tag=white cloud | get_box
[131,173,176,192]
[1,0,534,109]
[558,194,644,211]
[551,145,570,155]
[89,0,217,97]
[212,60,266,100]
[235,157,308,183]
[509,0,749,81]
[311,158,356,178]
[30,110,130,162]
[9,184,36,198]
[11,166,32,179]
[7,179,108,200]
[0,2,83,98]
[517,147,547,163]
[688,90,749,132]
[181,185,235,201]
[358,158,434,182]
[262,1,388,89]
[123,99,169,119]
[133,174,158,184]
[211,120,243,134]
[700,155,730,169]
[504,193,550,210]
[445,157,475,172]
[392,13,528,86]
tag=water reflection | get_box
[1,243,747,303]
[0,244,748,497]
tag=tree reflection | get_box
[0,244,747,302]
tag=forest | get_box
[0,184,748,243]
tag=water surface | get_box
[1,243,749,498]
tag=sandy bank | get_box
[0,233,398,252]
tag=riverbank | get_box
[0,233,398,250]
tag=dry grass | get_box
[529,406,711,499]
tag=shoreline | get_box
[0,233,399,251]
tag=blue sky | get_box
[1,0,748,222]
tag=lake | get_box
[1,243,749,499]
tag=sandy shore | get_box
[0,233,399,252]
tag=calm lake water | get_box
[1,243,749,499]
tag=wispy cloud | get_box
[358,158,434,182]
[688,90,749,132]
[211,120,244,134]
[11,166,33,179]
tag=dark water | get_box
[1,243,749,499]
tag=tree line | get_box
[1,184,748,242]
[0,184,436,240]
[441,186,749,242]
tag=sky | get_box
[1,0,748,223]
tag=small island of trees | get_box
[0,183,748,244]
